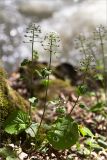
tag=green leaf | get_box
[35,69,42,78]
[0,147,19,160]
[47,115,79,150]
[33,50,39,60]
[85,138,103,151]
[79,125,94,137]
[4,110,30,135]
[41,79,49,87]
[97,139,107,148]
[35,68,52,79]
[25,123,38,137]
[49,98,60,105]
[6,156,19,160]
[94,73,103,81]
[79,103,86,109]
[21,59,30,66]
[41,68,52,78]
[56,107,66,115]
[77,85,87,95]
[29,97,38,107]
[82,147,91,155]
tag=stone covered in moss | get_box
[19,61,73,100]
[0,68,29,125]
[36,79,72,100]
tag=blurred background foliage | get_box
[0,0,106,73]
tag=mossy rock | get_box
[0,68,29,126]
[35,79,72,100]
[19,61,73,100]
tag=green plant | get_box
[37,32,60,133]
[23,24,42,120]
[3,24,80,150]
[75,26,107,108]
[2,24,107,160]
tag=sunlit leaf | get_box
[85,138,102,151]
[47,115,79,150]
[41,79,50,87]
[79,125,94,137]
[0,147,19,160]
[94,73,103,81]
[25,123,38,137]
[4,110,30,134]
[29,97,38,107]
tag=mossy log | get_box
[0,68,29,125]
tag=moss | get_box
[19,61,73,100]
[0,68,29,125]
[33,79,72,100]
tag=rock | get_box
[53,63,78,85]
[18,61,73,100]
[0,67,29,126]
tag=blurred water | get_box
[0,0,106,72]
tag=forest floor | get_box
[1,62,107,160]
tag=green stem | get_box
[98,28,107,106]
[37,37,53,134]
[79,35,87,59]
[29,27,35,121]
[69,58,90,115]
[69,95,79,115]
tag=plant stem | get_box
[98,28,107,106]
[37,37,52,134]
[69,58,90,115]
[69,95,79,115]
[29,26,35,121]
[79,34,87,59]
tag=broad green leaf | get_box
[25,123,38,137]
[0,147,19,160]
[4,110,30,134]
[6,156,19,160]
[79,125,94,137]
[47,115,79,150]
